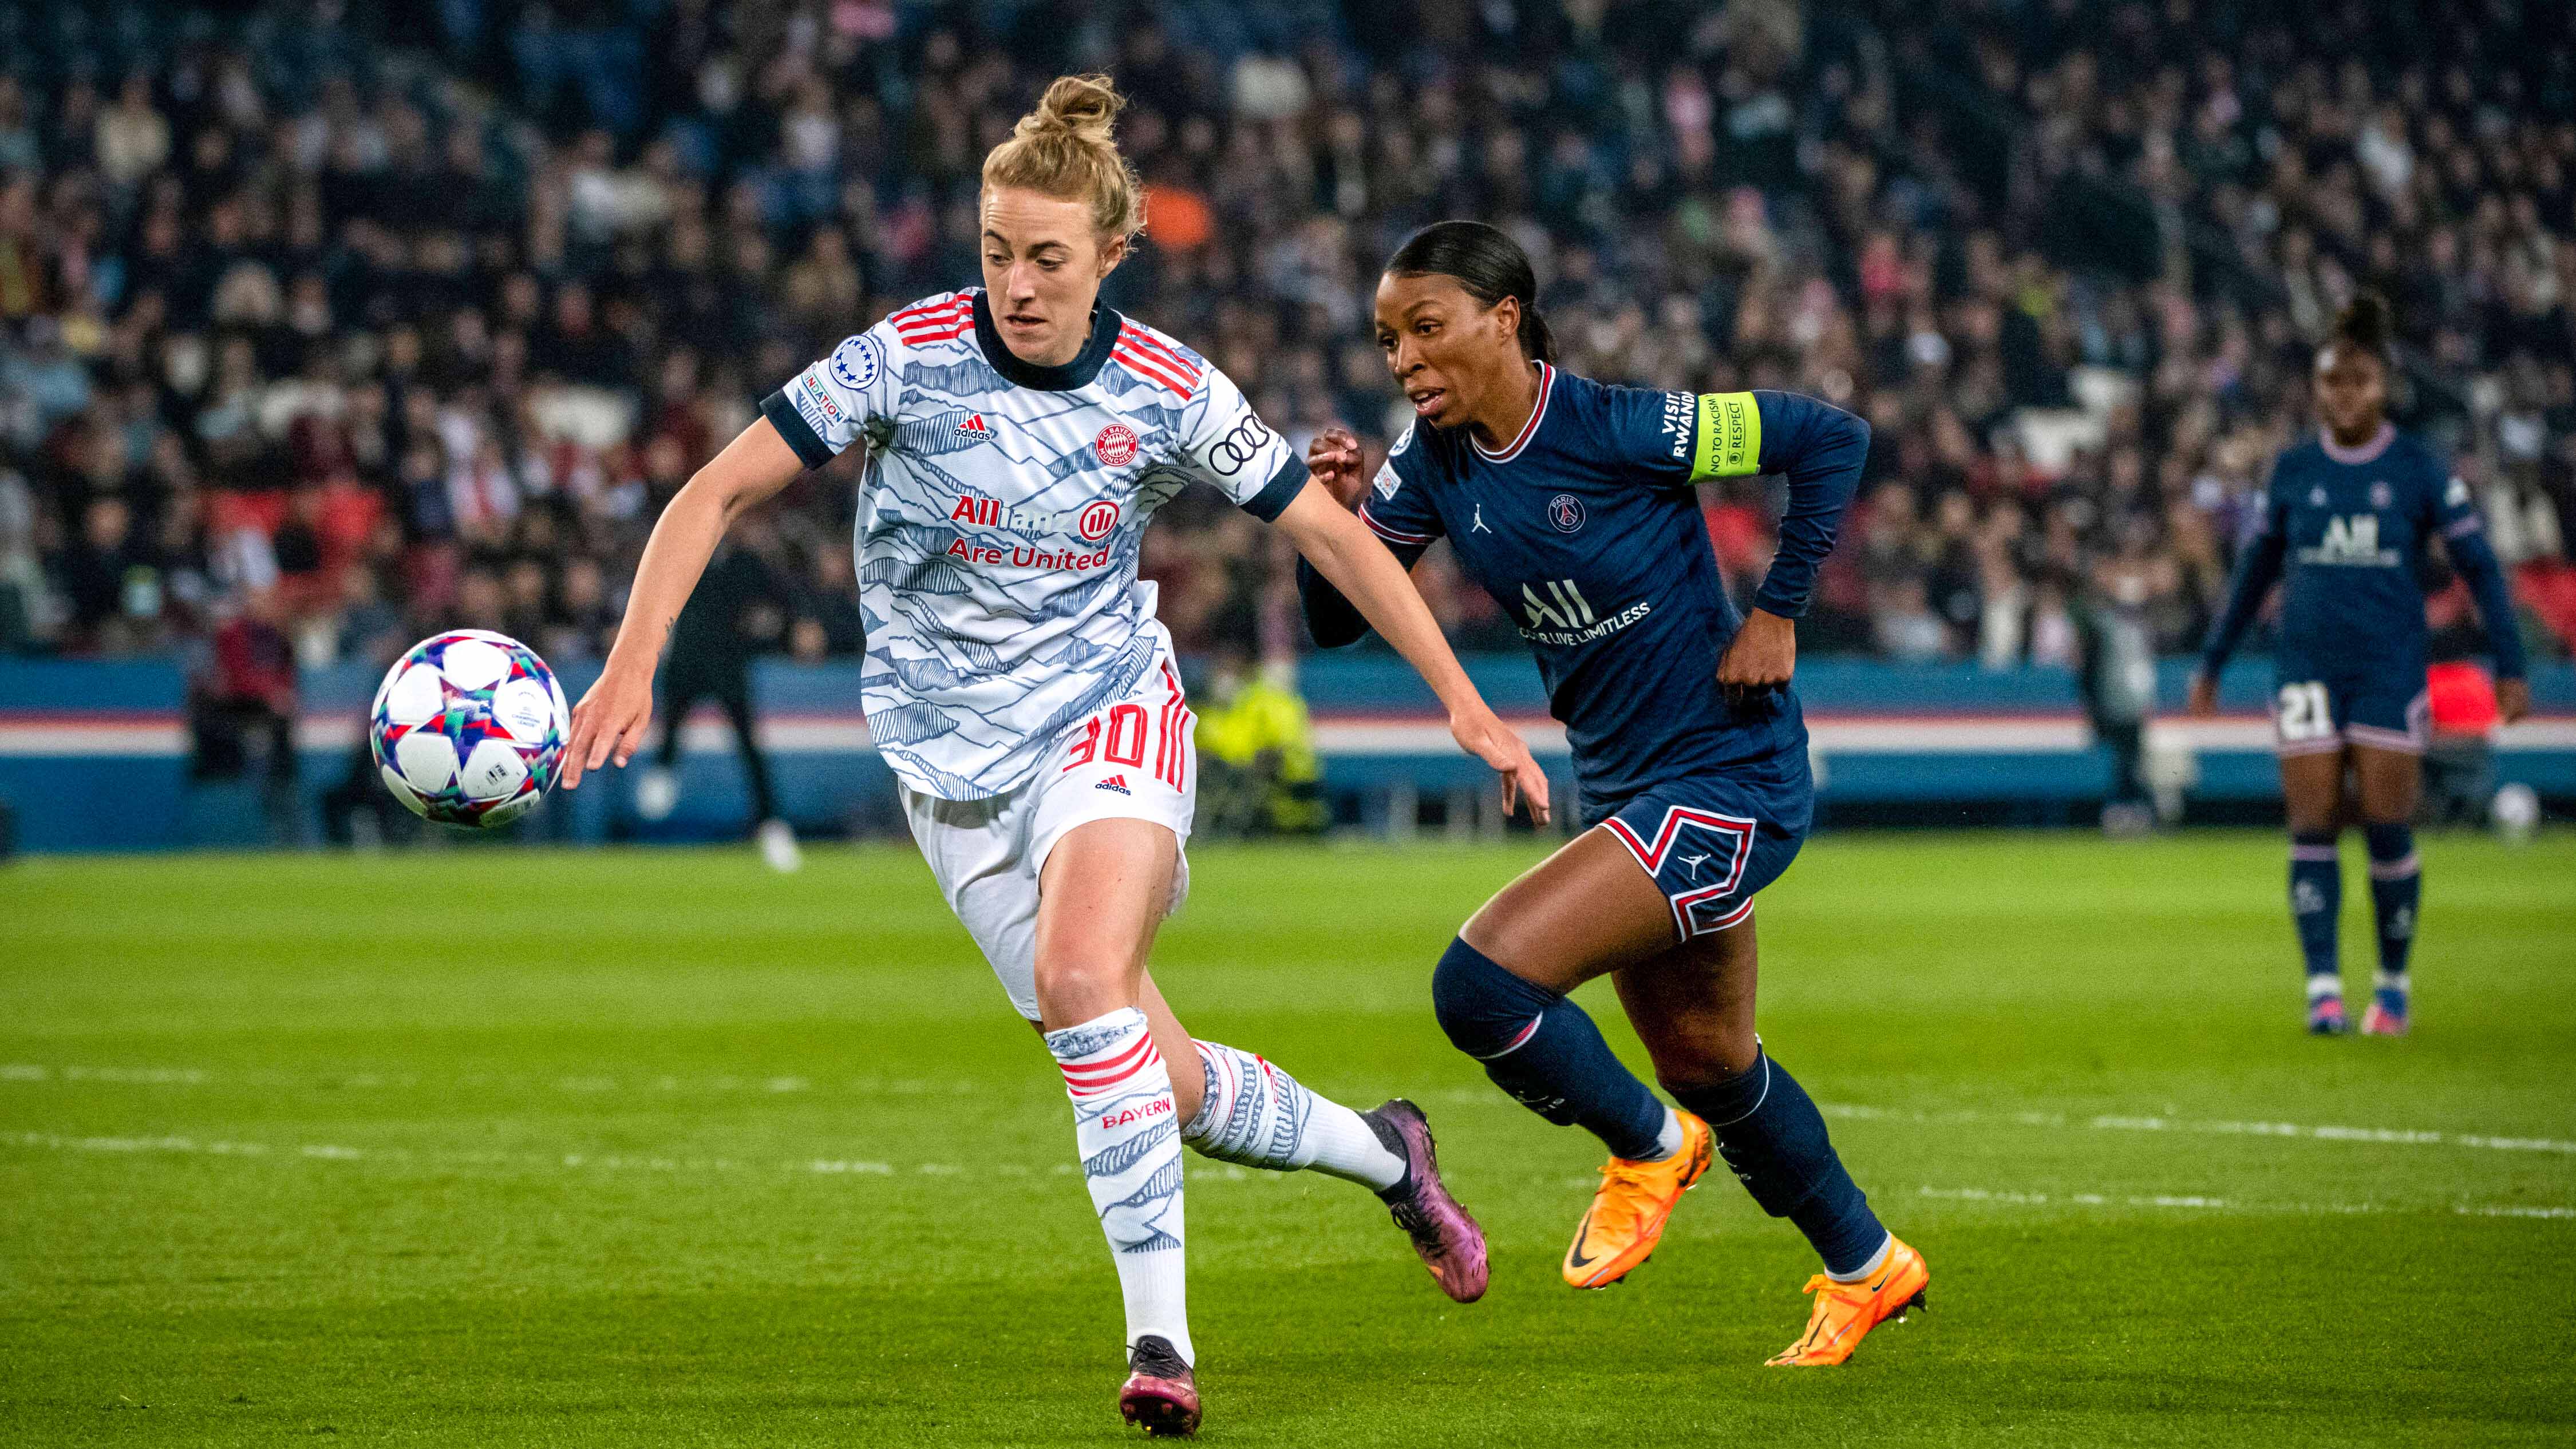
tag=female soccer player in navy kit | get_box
[2190,295,2528,1036]
[1301,222,1925,1367]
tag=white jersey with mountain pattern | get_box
[761,288,1306,800]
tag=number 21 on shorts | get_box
[2276,681,2333,743]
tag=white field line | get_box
[3,1127,2562,1220]
[2,1064,212,1084]
[1816,1100,2576,1156]
[0,1063,923,1095]
[0,1129,1301,1184]
[10,1062,2575,1158]
[1910,1186,2576,1221]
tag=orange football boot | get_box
[1561,1110,1713,1288]
[1765,1236,1929,1366]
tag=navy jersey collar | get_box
[2317,421,2395,466]
[973,289,1123,390]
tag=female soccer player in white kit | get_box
[559,75,1547,1436]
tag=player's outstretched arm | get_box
[1271,478,1551,824]
[1717,393,1868,698]
[562,418,807,788]
[1293,426,1420,649]
[2190,497,2288,713]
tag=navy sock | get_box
[2363,822,2419,979]
[1669,1047,1886,1276]
[1430,937,1666,1160]
[2289,832,2342,989]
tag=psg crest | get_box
[1549,493,1586,533]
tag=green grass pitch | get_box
[3,831,2573,1446]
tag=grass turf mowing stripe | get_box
[10,1126,2571,1222]
[5,833,2571,1447]
[14,1062,2575,1154]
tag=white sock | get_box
[1183,1040,1405,1192]
[1645,1105,1685,1162]
[1826,1232,1895,1283]
[1047,1007,1191,1364]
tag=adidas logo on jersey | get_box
[955,413,993,438]
[1095,775,1132,795]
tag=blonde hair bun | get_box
[983,73,1145,244]
[1024,74,1123,146]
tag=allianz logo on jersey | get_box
[943,492,1123,572]
[947,492,1121,541]
[1516,578,1653,647]
[2294,513,2400,567]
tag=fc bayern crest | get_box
[1548,493,1586,533]
[1077,500,1120,541]
[1095,423,1139,466]
[2369,480,2393,509]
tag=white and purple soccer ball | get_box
[369,630,568,828]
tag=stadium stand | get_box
[2,0,2570,670]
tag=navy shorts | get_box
[2271,660,2428,757]
[1586,747,1814,941]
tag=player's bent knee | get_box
[1431,936,1555,1056]
[1432,939,1595,1127]
[1030,952,1132,1022]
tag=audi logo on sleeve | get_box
[1206,412,1276,476]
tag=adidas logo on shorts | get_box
[1095,775,1132,795]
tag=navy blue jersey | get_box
[2200,425,2526,682]
[1301,369,1866,809]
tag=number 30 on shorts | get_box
[2276,681,2334,742]
[1060,667,1194,791]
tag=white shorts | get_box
[901,652,1197,1022]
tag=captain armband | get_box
[1690,392,1763,480]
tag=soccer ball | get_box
[370,630,568,828]
[2490,782,2541,845]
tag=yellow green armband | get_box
[1691,391,1763,480]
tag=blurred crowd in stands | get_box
[3,0,2574,730]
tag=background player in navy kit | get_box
[1301,221,1923,1368]
[2190,295,2530,1036]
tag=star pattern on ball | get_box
[369,630,568,829]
